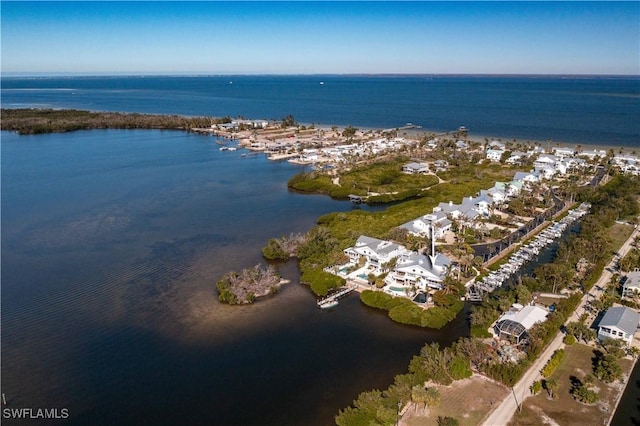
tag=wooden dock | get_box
[465,286,484,302]
[317,284,357,308]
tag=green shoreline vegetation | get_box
[288,158,440,202]
[335,174,640,425]
[0,108,224,134]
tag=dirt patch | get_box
[509,343,634,426]
[403,374,509,426]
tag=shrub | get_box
[420,301,464,329]
[301,268,345,296]
[262,238,288,260]
[563,334,577,345]
[360,291,464,329]
[437,416,459,426]
[389,301,423,326]
[360,290,394,309]
[572,384,599,404]
[541,349,565,378]
[530,380,542,395]
[594,352,623,383]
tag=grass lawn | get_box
[609,223,634,253]
[404,374,509,426]
[509,343,633,426]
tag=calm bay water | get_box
[2,75,639,147]
[2,75,639,424]
[1,129,468,425]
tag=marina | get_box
[467,202,591,299]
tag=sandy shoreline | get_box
[210,120,637,156]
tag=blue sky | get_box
[2,1,639,75]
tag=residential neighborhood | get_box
[212,118,640,426]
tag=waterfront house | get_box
[384,250,452,294]
[494,304,548,344]
[232,119,269,129]
[552,147,576,158]
[597,306,640,346]
[344,236,407,274]
[613,154,639,167]
[623,269,640,298]
[580,149,607,160]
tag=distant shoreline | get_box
[306,121,637,154]
[3,73,639,78]
[2,107,636,154]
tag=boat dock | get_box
[317,284,357,308]
[348,194,363,204]
[466,202,590,300]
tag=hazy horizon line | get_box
[3,72,639,79]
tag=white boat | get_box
[319,300,338,309]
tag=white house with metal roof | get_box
[384,251,451,294]
[597,306,640,346]
[344,236,407,273]
[402,162,429,174]
[494,304,548,344]
[486,149,505,162]
[400,212,452,239]
[383,230,452,295]
[513,171,541,184]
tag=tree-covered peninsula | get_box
[0,108,222,134]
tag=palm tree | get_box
[545,378,558,399]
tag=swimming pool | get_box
[387,285,408,293]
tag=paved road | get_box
[482,222,640,426]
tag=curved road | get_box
[482,220,640,426]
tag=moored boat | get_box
[319,300,338,309]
